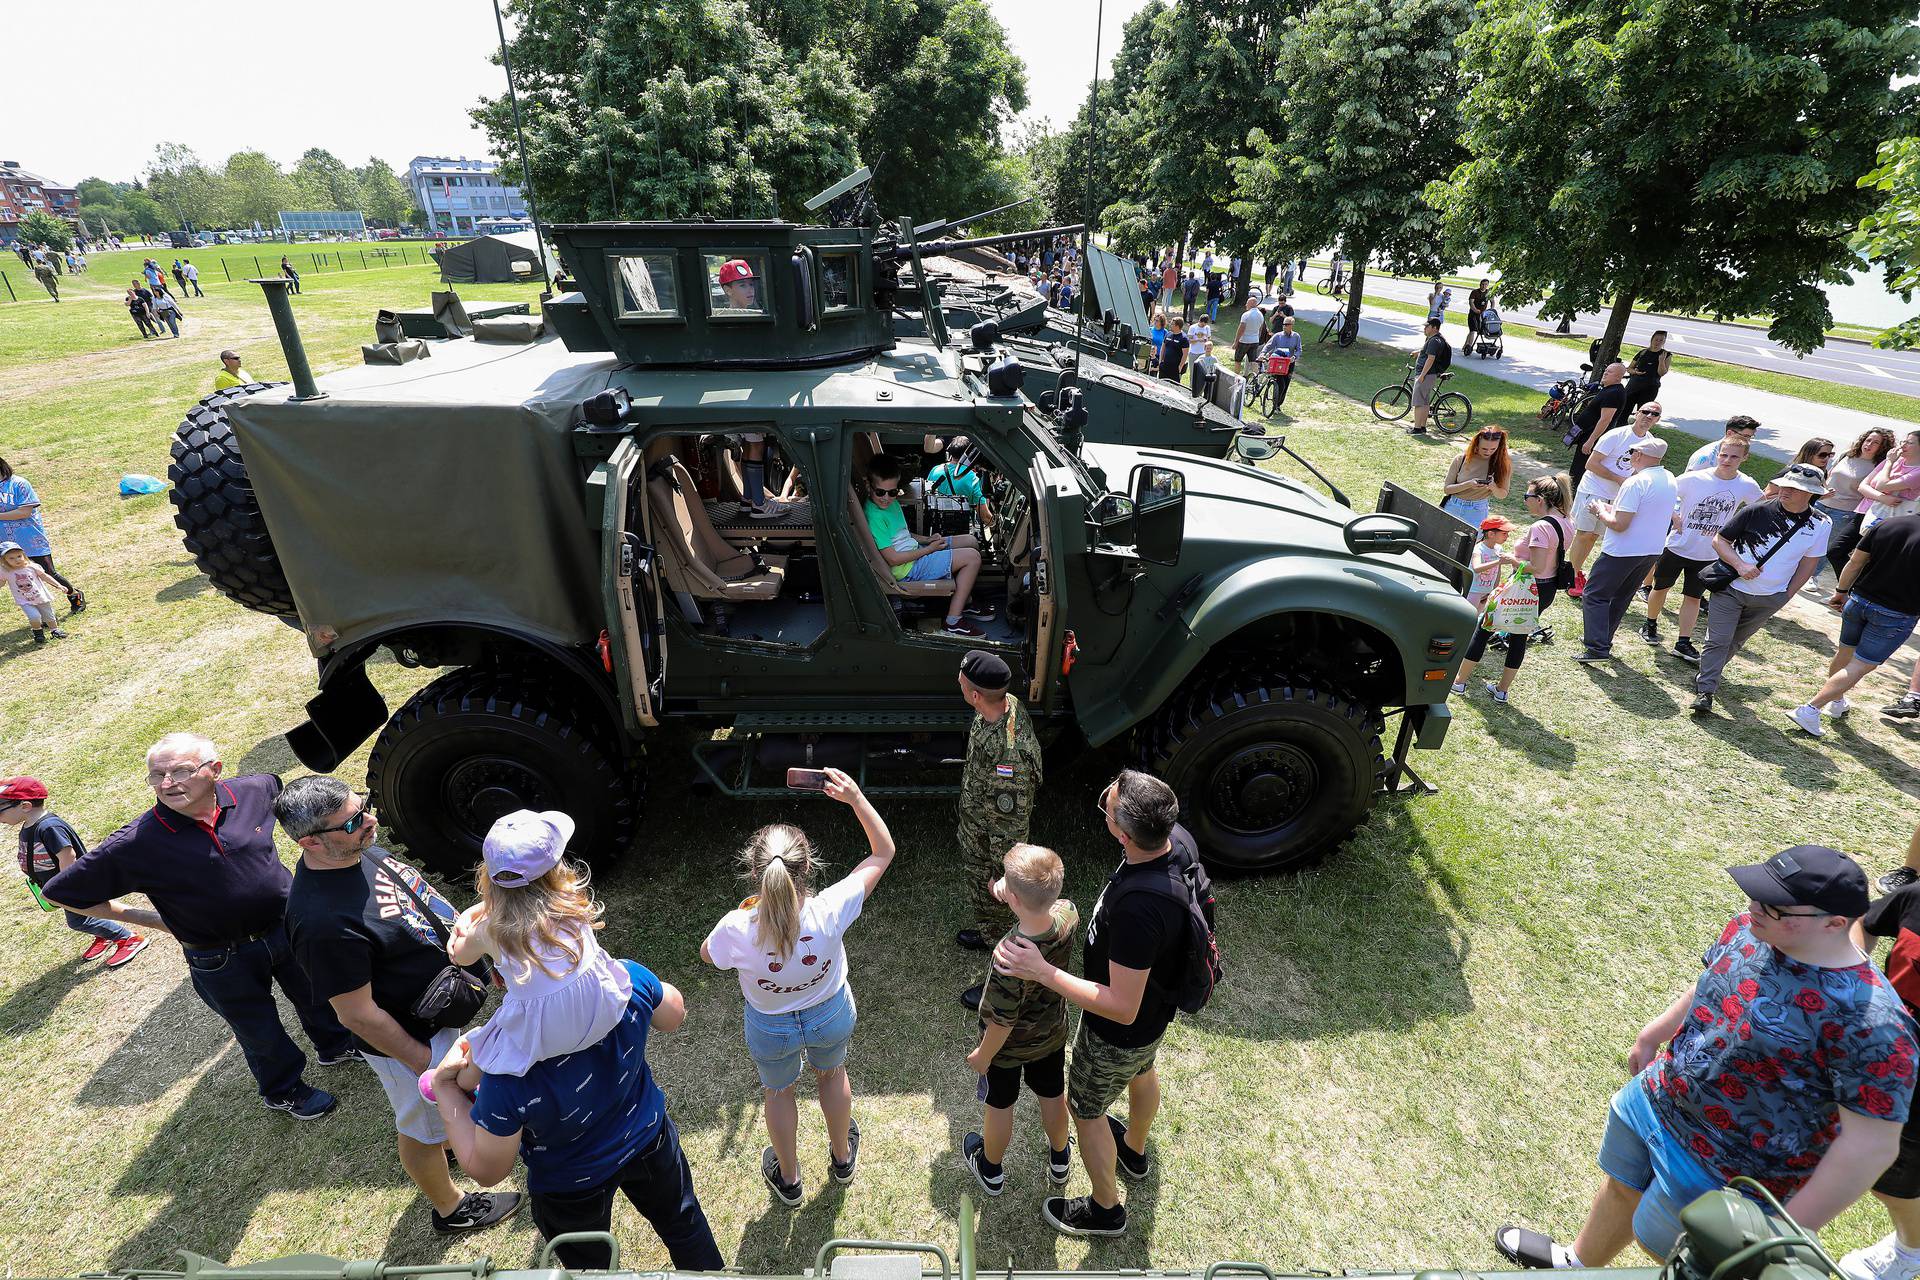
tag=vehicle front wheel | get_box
[366,670,640,877]
[1146,669,1382,874]
[1370,384,1411,421]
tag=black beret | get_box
[959,650,1012,691]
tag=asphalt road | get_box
[1335,272,1920,401]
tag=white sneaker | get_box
[1840,1233,1920,1280]
[1787,704,1825,737]
[1825,696,1851,718]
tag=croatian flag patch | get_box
[995,764,1015,778]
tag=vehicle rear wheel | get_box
[1370,384,1411,421]
[1432,390,1473,435]
[366,670,640,877]
[1146,667,1382,874]
[168,382,298,619]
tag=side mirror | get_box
[1130,464,1185,565]
[791,249,817,331]
[1343,512,1420,556]
[1234,434,1280,463]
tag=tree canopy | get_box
[18,211,73,253]
[1856,137,1920,350]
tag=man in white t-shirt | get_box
[1684,416,1761,474]
[1691,463,1834,716]
[1232,304,1265,375]
[1577,436,1677,662]
[1569,402,1662,590]
[1642,437,1761,660]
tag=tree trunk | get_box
[1340,241,1370,345]
[1232,243,1253,308]
[1596,289,1637,369]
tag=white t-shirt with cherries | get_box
[1667,470,1763,562]
[1578,426,1649,501]
[704,876,866,1015]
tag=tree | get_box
[473,0,869,222]
[1232,0,1470,341]
[355,158,413,227]
[18,211,72,254]
[291,147,363,213]
[146,142,226,228]
[1855,137,1920,350]
[1436,0,1920,362]
[120,191,168,236]
[223,150,296,228]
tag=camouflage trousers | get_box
[958,821,1026,935]
[1067,1019,1164,1121]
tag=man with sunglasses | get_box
[280,775,524,1235]
[44,733,355,1120]
[1496,846,1914,1271]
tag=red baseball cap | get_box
[0,776,49,801]
[717,259,756,285]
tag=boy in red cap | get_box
[3,777,147,967]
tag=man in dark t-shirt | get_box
[1568,363,1626,488]
[994,769,1191,1239]
[1790,513,1920,734]
[1409,318,1453,435]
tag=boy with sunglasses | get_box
[2,776,147,968]
[863,454,992,637]
[1496,846,1915,1271]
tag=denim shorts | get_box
[742,983,856,1090]
[906,549,953,582]
[1596,1076,1725,1257]
[1839,593,1920,666]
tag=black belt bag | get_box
[383,858,493,1029]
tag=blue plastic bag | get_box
[120,473,167,496]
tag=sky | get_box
[4,0,1150,188]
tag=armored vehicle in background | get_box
[169,210,1476,878]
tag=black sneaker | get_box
[1042,1195,1127,1237]
[1106,1114,1149,1181]
[67,593,86,614]
[955,928,992,951]
[1635,584,1651,601]
[959,984,983,1011]
[1884,693,1920,720]
[263,1086,337,1121]
[1529,625,1554,646]
[30,631,46,645]
[315,1046,361,1067]
[1406,426,1428,435]
[1639,619,1659,645]
[1047,1141,1072,1187]
[1574,649,1608,664]
[431,1190,522,1234]
[963,1132,1004,1198]
[1879,867,1920,895]
[831,1118,860,1184]
[762,1146,802,1207]
[1690,693,1714,716]
[1672,637,1702,666]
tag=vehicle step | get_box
[731,711,972,732]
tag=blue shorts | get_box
[742,983,857,1091]
[906,549,953,582]
[1839,593,1920,666]
[1596,1076,1725,1257]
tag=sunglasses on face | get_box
[1637,409,1660,417]
[312,797,373,837]
[871,485,900,498]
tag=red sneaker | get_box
[105,936,149,968]
[82,937,113,961]
[1568,570,1587,600]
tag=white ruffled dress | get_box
[466,923,633,1077]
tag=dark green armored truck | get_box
[169,216,1476,878]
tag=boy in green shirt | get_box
[863,454,991,637]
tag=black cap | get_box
[959,650,1011,692]
[1727,845,1869,918]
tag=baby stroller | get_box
[1470,306,1505,359]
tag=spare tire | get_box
[168,382,298,620]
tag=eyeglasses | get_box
[1094,783,1114,822]
[871,485,900,498]
[310,796,373,837]
[1753,901,1828,922]
[1636,409,1661,417]
[146,761,210,787]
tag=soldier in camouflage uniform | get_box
[954,650,1043,1010]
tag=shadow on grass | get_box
[0,950,103,1038]
[75,978,232,1108]
[238,730,300,778]
[1452,683,1574,773]
[1570,656,1683,720]
[736,1181,848,1273]
[155,573,211,603]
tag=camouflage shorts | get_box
[1067,1018,1163,1121]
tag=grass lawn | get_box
[1,281,1917,1276]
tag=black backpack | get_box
[1117,838,1222,1015]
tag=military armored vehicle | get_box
[169,211,1476,878]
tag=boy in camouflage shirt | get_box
[963,844,1078,1197]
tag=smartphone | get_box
[786,767,829,792]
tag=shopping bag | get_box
[1483,570,1540,634]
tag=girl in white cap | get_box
[428,809,631,1098]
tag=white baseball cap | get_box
[482,809,577,885]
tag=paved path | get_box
[1346,273,1920,400]
[1284,292,1913,466]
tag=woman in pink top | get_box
[1832,430,1920,569]
[1453,473,1575,703]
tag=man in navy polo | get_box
[46,732,354,1120]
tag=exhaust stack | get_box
[251,277,325,401]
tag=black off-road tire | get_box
[366,669,641,877]
[168,382,297,619]
[1145,666,1383,875]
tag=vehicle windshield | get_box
[1025,408,1105,498]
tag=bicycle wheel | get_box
[1316,278,1334,297]
[1260,376,1283,417]
[1319,313,1339,343]
[1371,384,1412,421]
[1336,325,1357,348]
[1432,391,1473,435]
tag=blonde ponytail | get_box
[741,823,815,960]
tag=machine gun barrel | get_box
[913,196,1036,239]
[894,224,1087,262]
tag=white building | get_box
[406,156,528,236]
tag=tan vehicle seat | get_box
[848,486,952,597]
[648,456,786,600]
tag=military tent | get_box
[437,231,553,284]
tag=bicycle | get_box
[1370,359,1473,434]
[1317,304,1357,347]
[1316,262,1348,297]
[1244,355,1296,417]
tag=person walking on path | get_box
[1577,437,1677,662]
[151,288,183,338]
[954,651,1043,1009]
[1454,474,1575,704]
[1408,318,1452,435]
[1690,463,1833,716]
[1641,437,1761,660]
[31,259,58,301]
[3,776,146,968]
[1787,512,1920,736]
[701,769,895,1208]
[280,776,524,1235]
[1622,331,1671,417]
[0,456,84,614]
[1468,278,1491,343]
[44,733,357,1119]
[214,350,253,392]
[1494,846,1915,1268]
[1439,427,1512,529]
[1824,429,1897,573]
[182,259,203,296]
[994,769,1196,1239]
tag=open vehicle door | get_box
[596,438,666,728]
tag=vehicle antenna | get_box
[1073,0,1105,376]
[490,0,553,288]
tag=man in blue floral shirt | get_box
[1496,846,1915,1268]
